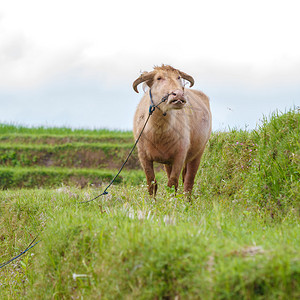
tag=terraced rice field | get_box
[0,127,145,189]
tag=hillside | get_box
[0,109,299,299]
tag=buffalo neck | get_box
[147,108,178,135]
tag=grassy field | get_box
[0,125,140,189]
[0,109,299,299]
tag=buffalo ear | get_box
[179,71,194,88]
[132,71,155,93]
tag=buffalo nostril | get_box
[171,90,184,97]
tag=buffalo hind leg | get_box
[167,156,185,192]
[165,164,178,192]
[164,164,172,179]
[183,155,202,194]
[182,165,187,184]
[141,159,157,197]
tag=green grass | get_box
[0,134,134,145]
[0,109,299,299]
[0,186,299,299]
[0,143,139,170]
[0,167,148,189]
[198,108,299,211]
[0,124,133,137]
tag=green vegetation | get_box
[0,124,133,137]
[0,109,299,299]
[199,108,299,213]
[0,143,139,170]
[0,167,148,189]
[0,134,133,145]
[0,125,138,188]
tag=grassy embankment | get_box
[0,125,145,188]
[0,109,299,299]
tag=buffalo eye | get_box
[157,77,162,80]
[178,76,181,79]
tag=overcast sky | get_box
[1,0,299,131]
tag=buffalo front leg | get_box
[141,159,157,197]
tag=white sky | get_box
[0,0,299,130]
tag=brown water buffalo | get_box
[133,65,212,196]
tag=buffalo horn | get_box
[132,72,154,93]
[179,71,194,88]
